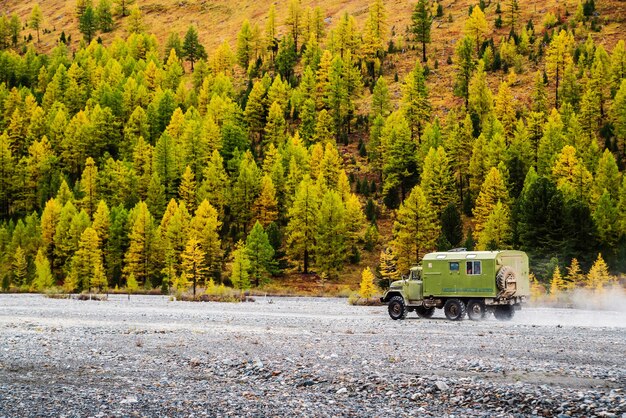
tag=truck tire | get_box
[416,306,435,319]
[443,299,466,321]
[496,266,516,291]
[388,296,407,320]
[467,299,486,321]
[494,305,515,321]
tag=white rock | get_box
[120,396,138,404]
[435,381,450,391]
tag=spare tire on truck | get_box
[496,266,517,296]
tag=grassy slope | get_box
[4,0,626,291]
[8,0,625,105]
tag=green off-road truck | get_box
[381,249,530,321]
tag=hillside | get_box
[0,0,625,296]
[6,0,626,111]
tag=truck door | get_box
[407,269,423,301]
[445,261,461,295]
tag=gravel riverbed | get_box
[0,294,624,417]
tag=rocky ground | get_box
[0,294,624,417]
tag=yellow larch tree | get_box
[549,265,566,296]
[253,175,279,227]
[464,6,489,55]
[472,166,509,234]
[565,258,584,288]
[359,267,377,299]
[181,237,207,298]
[587,253,614,291]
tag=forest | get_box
[0,0,625,296]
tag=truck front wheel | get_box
[443,299,466,321]
[467,299,486,321]
[416,306,435,319]
[388,296,407,320]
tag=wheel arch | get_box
[382,291,404,303]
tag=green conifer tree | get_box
[612,80,626,166]
[230,240,251,290]
[53,201,78,279]
[96,0,114,32]
[381,112,418,204]
[315,190,347,277]
[231,151,261,235]
[285,176,320,274]
[392,185,439,272]
[244,80,268,145]
[245,221,275,287]
[182,25,207,71]
[593,190,619,249]
[412,0,432,62]
[454,36,476,106]
[79,5,97,43]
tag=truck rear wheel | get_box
[443,299,466,321]
[494,305,515,321]
[416,306,435,319]
[467,299,486,321]
[388,296,407,320]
